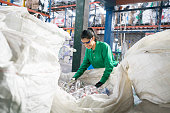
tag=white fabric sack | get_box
[0,6,69,113]
[121,30,170,104]
[51,65,133,113]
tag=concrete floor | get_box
[127,100,170,113]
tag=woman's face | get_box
[81,37,95,49]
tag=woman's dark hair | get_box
[81,28,98,42]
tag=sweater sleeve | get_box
[100,44,115,84]
[73,49,91,79]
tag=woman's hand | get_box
[68,78,76,87]
[95,81,103,88]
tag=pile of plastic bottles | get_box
[59,80,110,100]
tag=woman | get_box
[70,28,118,88]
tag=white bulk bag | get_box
[51,65,133,113]
[0,6,68,113]
[122,30,170,104]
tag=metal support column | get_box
[23,0,25,7]
[88,4,91,27]
[155,2,159,27]
[64,8,67,28]
[70,9,73,36]
[158,1,163,31]
[93,5,96,26]
[104,10,114,50]
[53,9,54,22]
[48,0,52,22]
[72,0,90,72]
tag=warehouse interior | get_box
[0,0,170,113]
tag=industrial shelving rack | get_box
[49,1,106,38]
[1,0,170,67]
[110,1,170,60]
[1,0,169,40]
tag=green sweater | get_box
[73,41,118,84]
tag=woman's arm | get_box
[73,49,91,79]
[100,44,115,84]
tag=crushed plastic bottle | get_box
[98,87,110,96]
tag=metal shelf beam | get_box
[112,30,160,33]
[51,1,100,10]
[62,25,170,30]
[113,5,170,13]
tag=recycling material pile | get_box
[0,6,170,113]
[59,80,110,100]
